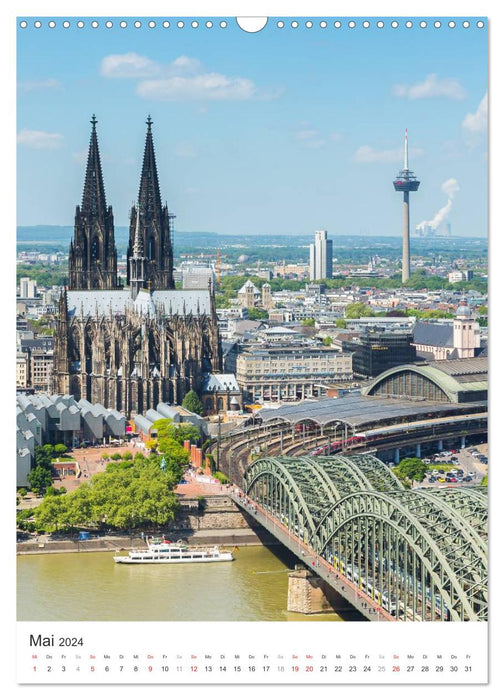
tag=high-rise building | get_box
[19,277,37,298]
[309,230,333,280]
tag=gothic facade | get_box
[53,116,221,417]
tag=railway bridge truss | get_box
[242,454,488,622]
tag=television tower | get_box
[393,129,420,282]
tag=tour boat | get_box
[113,538,234,564]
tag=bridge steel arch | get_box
[243,456,488,622]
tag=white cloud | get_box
[462,93,488,133]
[353,145,422,163]
[101,52,273,102]
[17,129,64,149]
[137,73,257,101]
[295,129,325,149]
[170,55,203,74]
[18,78,62,94]
[100,52,161,78]
[393,73,466,100]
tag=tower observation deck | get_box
[393,129,420,283]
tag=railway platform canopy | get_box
[257,393,486,432]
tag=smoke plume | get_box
[418,178,459,231]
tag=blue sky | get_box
[17,17,487,237]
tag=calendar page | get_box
[10,0,495,692]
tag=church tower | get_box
[453,299,480,358]
[68,115,118,290]
[126,116,175,291]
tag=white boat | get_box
[113,538,234,564]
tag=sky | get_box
[16,17,488,237]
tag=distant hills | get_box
[16,226,487,263]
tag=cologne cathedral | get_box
[53,116,221,417]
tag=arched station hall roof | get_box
[363,358,488,404]
[256,393,485,430]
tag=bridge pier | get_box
[416,444,421,458]
[461,436,466,448]
[287,567,347,615]
[394,448,400,464]
[438,439,443,451]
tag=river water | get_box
[18,545,362,622]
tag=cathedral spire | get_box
[138,115,162,218]
[126,117,175,291]
[81,114,107,216]
[68,116,118,290]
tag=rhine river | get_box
[18,545,362,622]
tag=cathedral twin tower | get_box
[68,115,174,294]
[54,116,221,417]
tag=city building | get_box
[16,393,127,486]
[29,350,54,392]
[448,269,473,284]
[16,352,28,388]
[53,116,221,416]
[412,300,481,360]
[236,345,353,403]
[237,279,260,308]
[309,230,333,280]
[341,331,417,378]
[182,266,215,291]
[273,262,309,279]
[201,373,242,416]
[19,277,37,299]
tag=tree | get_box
[248,307,268,320]
[33,455,182,533]
[27,466,53,495]
[34,445,53,471]
[345,302,373,319]
[53,443,68,456]
[157,438,190,469]
[392,458,428,486]
[301,318,315,327]
[335,319,347,329]
[322,336,333,346]
[182,390,203,415]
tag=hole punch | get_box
[236,17,268,33]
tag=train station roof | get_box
[257,393,485,430]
